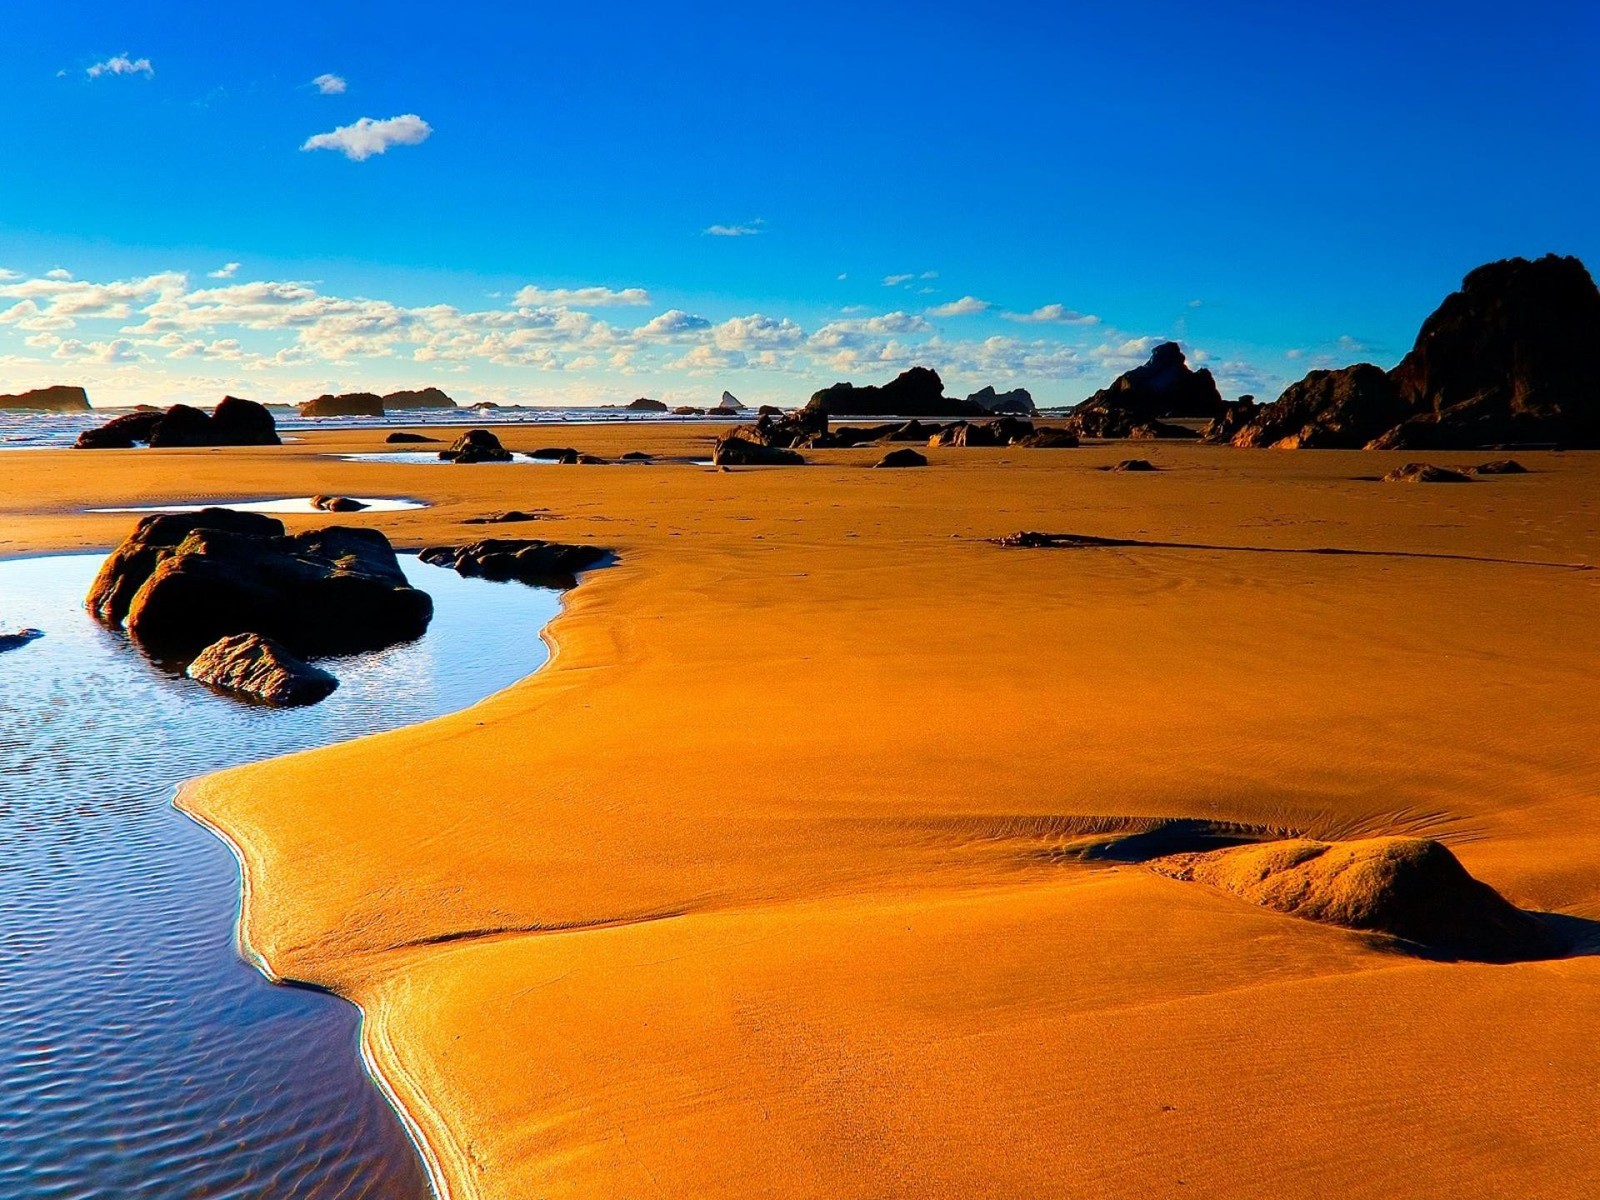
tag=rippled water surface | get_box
[0,553,562,1198]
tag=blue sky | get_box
[1,0,1595,407]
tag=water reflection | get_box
[0,553,561,1198]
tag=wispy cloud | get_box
[311,73,347,95]
[1001,303,1099,326]
[512,284,650,308]
[87,54,153,79]
[927,295,990,317]
[883,273,914,286]
[208,262,241,280]
[301,114,432,161]
[705,219,764,237]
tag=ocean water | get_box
[0,553,563,1198]
[0,405,742,450]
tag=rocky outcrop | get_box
[1015,427,1080,448]
[1150,837,1558,963]
[386,431,440,444]
[311,495,368,512]
[185,633,338,706]
[439,429,512,463]
[1073,343,1224,435]
[627,397,669,412]
[300,392,384,418]
[967,385,1036,414]
[1381,462,1472,484]
[804,367,986,419]
[715,391,744,411]
[726,405,829,449]
[88,510,432,660]
[927,417,1037,448]
[1226,365,1411,449]
[382,387,456,411]
[419,539,608,589]
[0,627,44,653]
[1199,397,1261,444]
[0,384,91,411]
[712,436,804,466]
[1467,459,1528,475]
[75,397,280,449]
[527,446,580,463]
[874,448,927,468]
[672,406,705,415]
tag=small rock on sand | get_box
[1106,458,1158,472]
[185,633,338,706]
[874,449,928,468]
[1382,462,1473,483]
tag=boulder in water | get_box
[311,495,368,512]
[440,429,512,463]
[185,633,338,706]
[0,384,91,412]
[300,392,384,418]
[627,397,669,412]
[382,387,456,411]
[75,397,279,449]
[419,539,608,589]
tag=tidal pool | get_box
[86,496,428,514]
[0,552,562,1198]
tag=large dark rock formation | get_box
[0,384,91,411]
[419,539,608,589]
[439,429,512,463]
[1224,365,1409,449]
[627,397,669,412]
[804,367,986,419]
[967,385,1036,415]
[725,404,830,449]
[1234,255,1600,450]
[75,397,279,449]
[87,510,432,660]
[300,392,384,418]
[1072,343,1224,433]
[1150,837,1558,963]
[382,387,456,410]
[185,633,339,706]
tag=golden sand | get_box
[5,425,1599,1197]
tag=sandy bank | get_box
[7,426,1600,1197]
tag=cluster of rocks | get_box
[1065,342,1223,439]
[419,538,609,589]
[75,397,280,449]
[439,429,512,463]
[300,387,457,418]
[1209,254,1600,449]
[804,367,1026,419]
[88,509,432,706]
[0,385,91,412]
[721,408,1079,455]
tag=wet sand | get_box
[5,425,1600,1198]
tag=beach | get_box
[5,424,1600,1198]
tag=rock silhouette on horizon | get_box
[75,396,279,449]
[0,384,91,412]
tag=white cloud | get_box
[927,295,990,318]
[208,262,241,279]
[705,220,764,237]
[512,284,650,308]
[311,73,347,95]
[920,271,939,280]
[45,268,74,281]
[87,55,153,79]
[883,273,914,286]
[1002,303,1099,326]
[301,114,432,161]
[836,273,848,281]
[635,309,712,337]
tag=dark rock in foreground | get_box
[300,392,385,418]
[712,435,804,466]
[419,539,608,589]
[75,397,280,449]
[1224,364,1409,449]
[1073,343,1225,434]
[874,448,927,468]
[0,385,91,412]
[440,429,512,463]
[88,509,432,660]
[185,633,338,707]
[0,627,45,653]
[1382,462,1473,484]
[1015,428,1081,448]
[1467,459,1528,475]
[386,431,440,444]
[1150,836,1560,963]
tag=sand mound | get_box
[1151,837,1558,962]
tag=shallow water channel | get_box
[0,553,561,1197]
